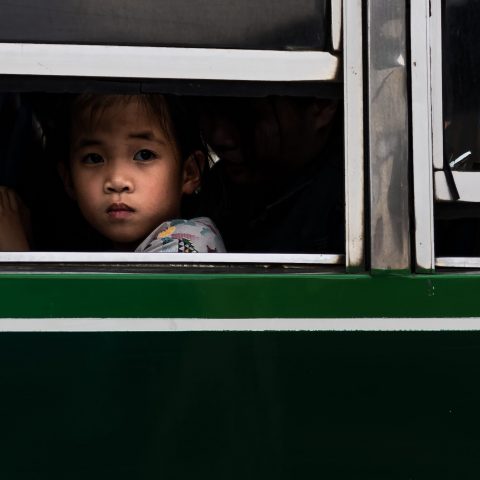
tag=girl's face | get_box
[65,98,199,249]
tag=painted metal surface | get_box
[344,0,365,270]
[0,330,480,478]
[367,0,410,271]
[2,316,480,332]
[410,0,436,272]
[431,0,445,172]
[434,171,480,202]
[0,251,344,264]
[331,0,343,51]
[2,273,480,319]
[410,0,435,272]
[0,43,340,81]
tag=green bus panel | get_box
[0,273,480,478]
[0,272,479,318]
[0,332,479,479]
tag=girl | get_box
[0,94,225,253]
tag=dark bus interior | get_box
[0,76,345,254]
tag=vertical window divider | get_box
[411,0,437,272]
[367,0,410,272]
[344,0,365,271]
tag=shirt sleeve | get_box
[135,217,226,253]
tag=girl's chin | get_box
[103,231,146,251]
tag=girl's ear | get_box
[57,162,76,199]
[181,150,205,195]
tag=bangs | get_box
[71,94,175,145]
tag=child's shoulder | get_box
[135,217,226,253]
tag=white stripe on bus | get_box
[0,318,479,332]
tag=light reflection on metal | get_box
[367,0,410,270]
[449,151,472,169]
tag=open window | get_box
[412,0,480,270]
[0,0,364,271]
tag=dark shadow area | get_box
[0,93,109,251]
[434,0,480,256]
[195,95,345,253]
[0,332,479,479]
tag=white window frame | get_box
[0,0,364,270]
[0,44,340,83]
[411,0,437,272]
[0,0,342,83]
[412,0,480,270]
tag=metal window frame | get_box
[0,44,340,82]
[0,252,344,265]
[410,0,437,272]
[433,0,480,269]
[331,0,343,52]
[412,0,480,270]
[427,0,480,206]
[436,257,480,269]
[0,0,365,271]
[367,0,410,272]
[435,172,480,202]
[0,1,344,83]
[344,0,364,271]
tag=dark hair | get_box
[68,93,209,167]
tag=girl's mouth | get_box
[106,203,135,219]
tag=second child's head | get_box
[59,94,205,250]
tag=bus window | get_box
[0,92,345,255]
[442,0,480,174]
[0,0,364,270]
[433,0,480,258]
[412,0,480,268]
[0,0,329,51]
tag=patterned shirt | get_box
[135,217,226,253]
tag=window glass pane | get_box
[435,1,480,256]
[0,91,344,255]
[443,0,480,171]
[0,0,328,51]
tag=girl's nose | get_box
[103,166,134,194]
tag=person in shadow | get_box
[197,95,344,253]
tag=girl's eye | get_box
[82,153,104,165]
[133,149,155,161]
